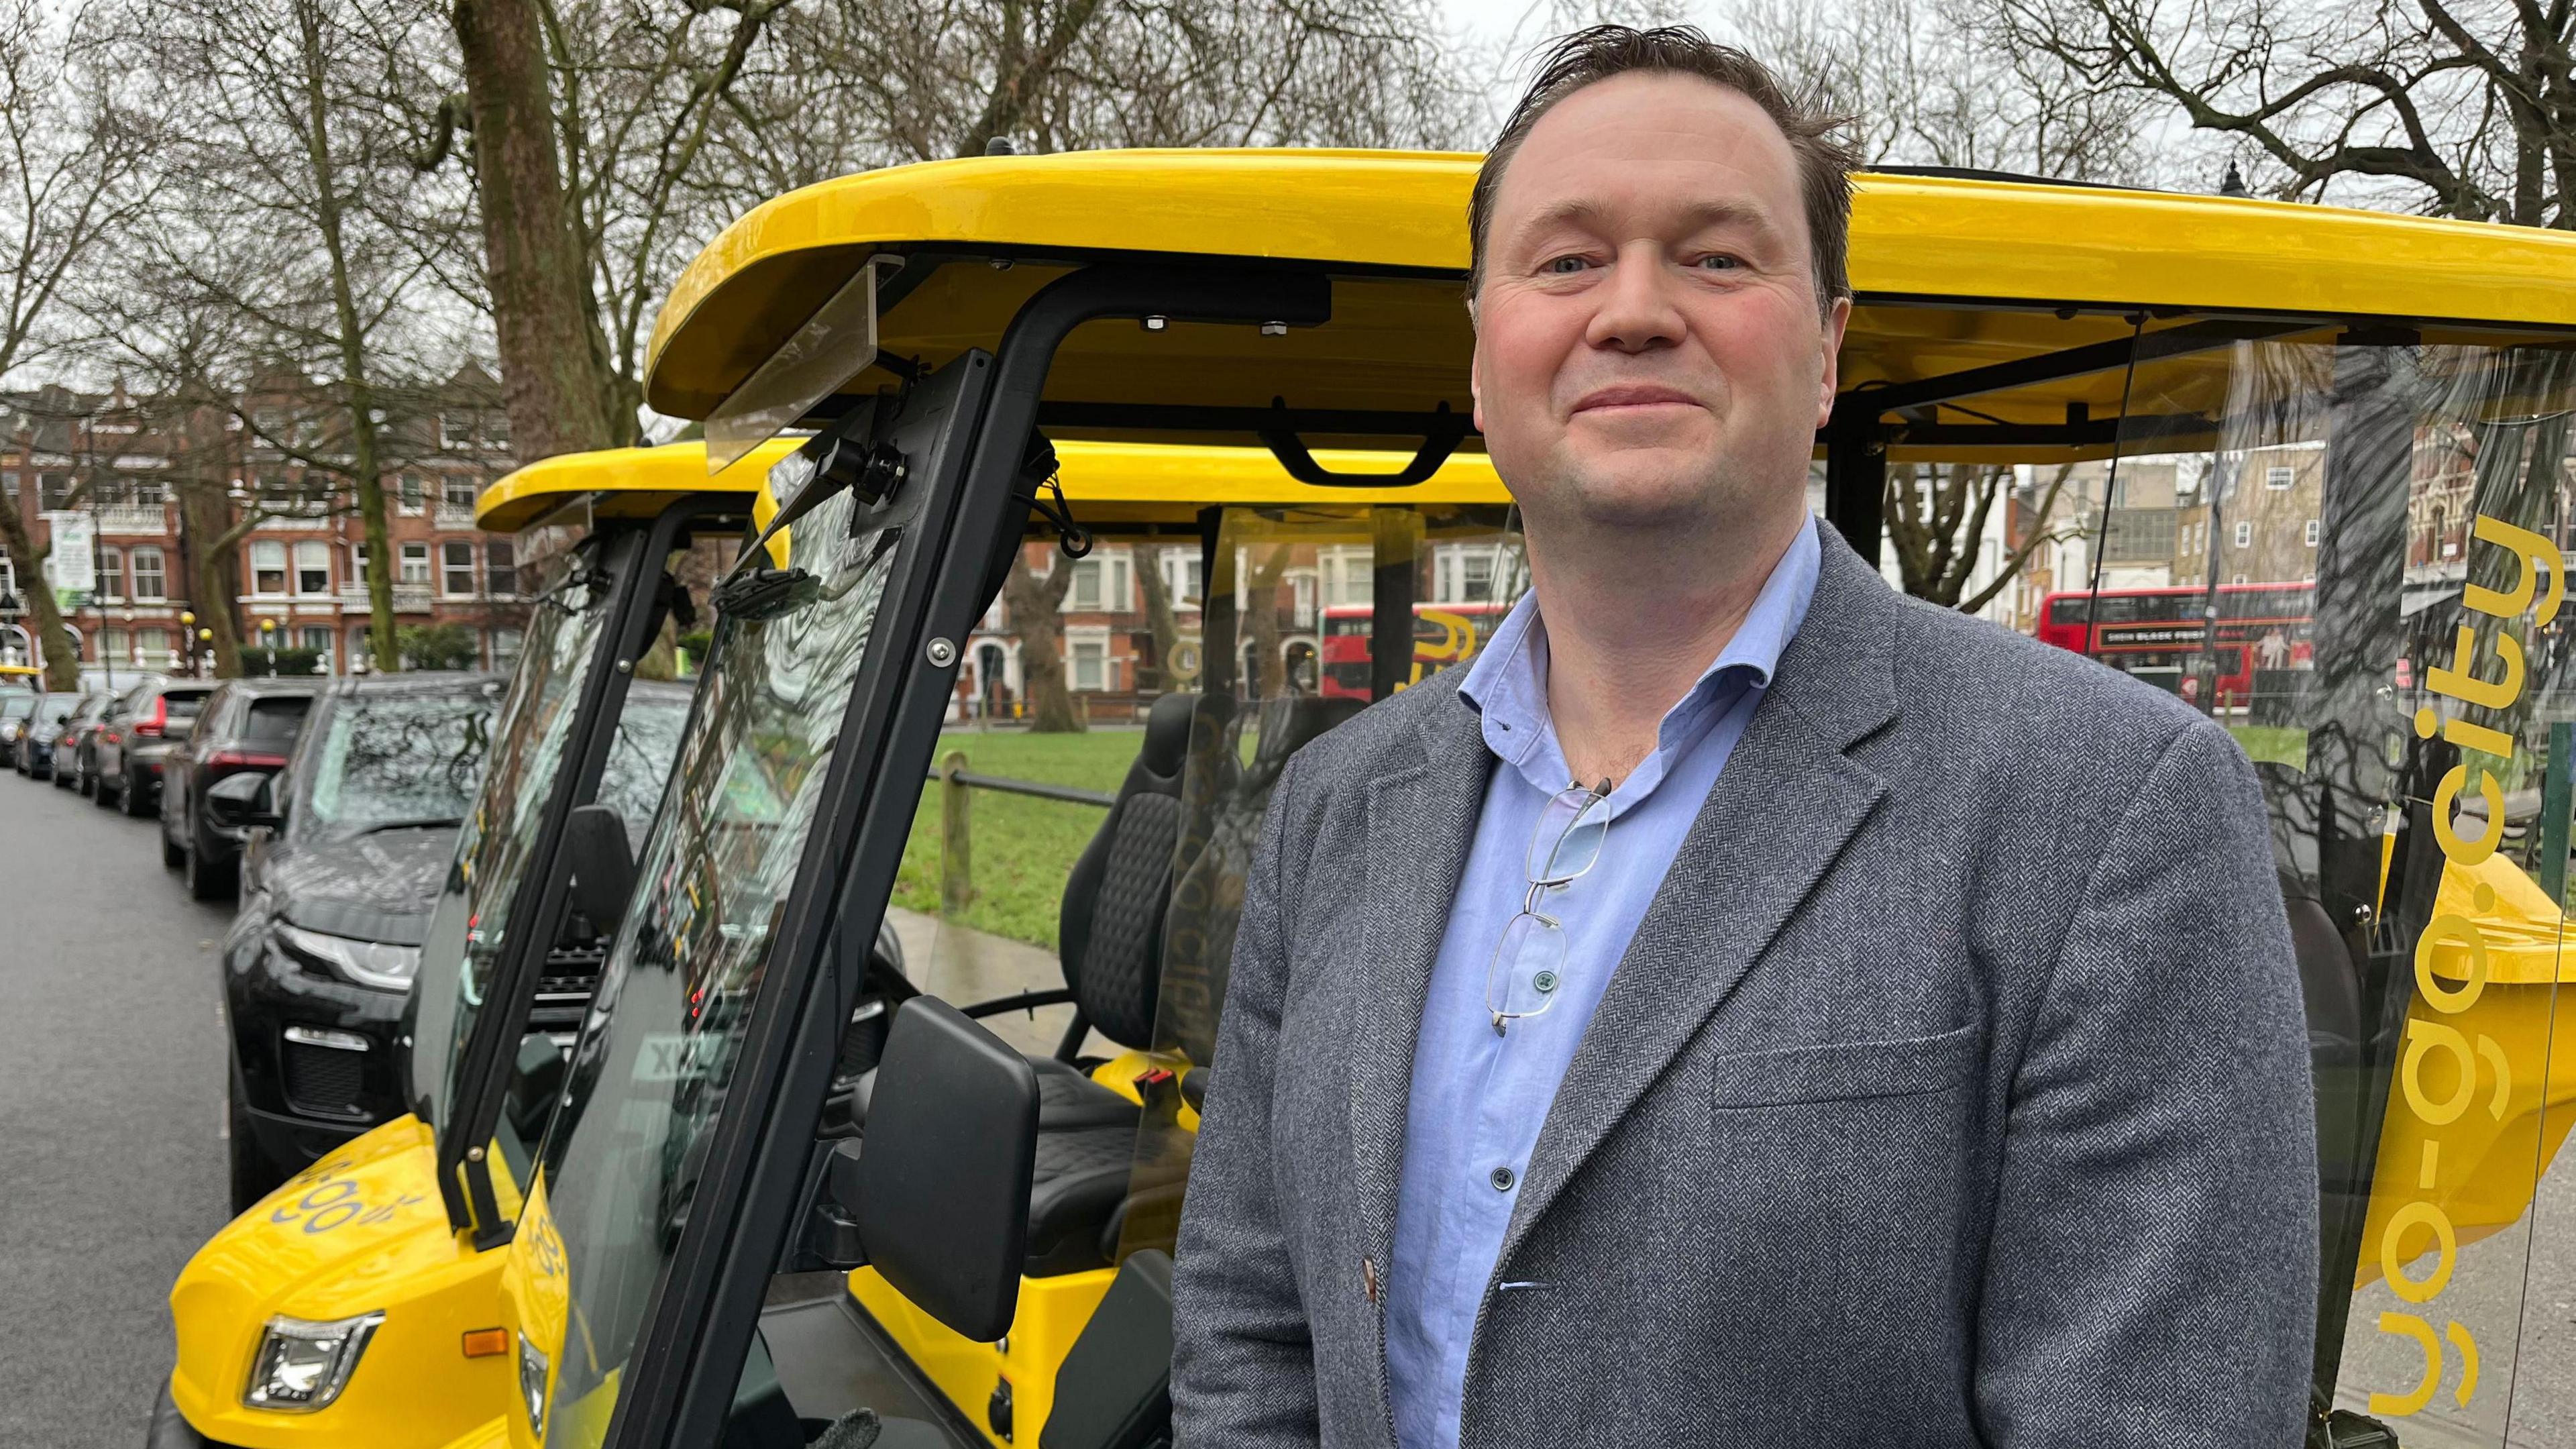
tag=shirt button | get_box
[1490,1166,1515,1192]
[1532,970,1558,994]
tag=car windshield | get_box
[302,692,495,835]
[411,561,616,1130]
[537,480,902,1440]
[0,695,30,720]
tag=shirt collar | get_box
[1460,512,1822,786]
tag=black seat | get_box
[1024,691,1360,1278]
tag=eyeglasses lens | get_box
[1527,787,1609,885]
[1489,911,1567,1020]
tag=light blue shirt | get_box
[1383,514,1821,1449]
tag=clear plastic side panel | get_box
[2027,334,2575,1446]
[1112,502,1526,1265]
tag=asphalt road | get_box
[0,765,233,1448]
[0,755,2573,1447]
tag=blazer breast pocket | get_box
[1705,1022,1982,1109]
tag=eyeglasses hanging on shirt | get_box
[1485,779,1612,1036]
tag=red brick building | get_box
[0,369,525,678]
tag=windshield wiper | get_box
[354,816,466,836]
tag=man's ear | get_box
[1469,339,1485,437]
[1814,294,1853,430]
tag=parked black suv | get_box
[160,678,317,899]
[95,676,216,816]
[217,673,504,1200]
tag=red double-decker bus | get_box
[1320,601,1513,700]
[2035,580,2314,704]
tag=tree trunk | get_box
[293,0,402,669]
[1002,549,1081,731]
[1244,547,1291,697]
[0,486,79,690]
[453,0,621,460]
[176,475,244,678]
[1134,543,1182,693]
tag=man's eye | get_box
[1543,255,1591,275]
[1695,254,1743,271]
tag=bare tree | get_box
[1977,0,2575,225]
[1002,549,1083,731]
[126,0,478,670]
[0,0,153,686]
[1134,541,1185,693]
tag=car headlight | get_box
[244,1311,383,1411]
[279,924,421,990]
[519,1332,549,1434]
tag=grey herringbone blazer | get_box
[1171,529,2318,1448]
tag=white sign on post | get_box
[40,512,94,609]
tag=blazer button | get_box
[1362,1256,1380,1304]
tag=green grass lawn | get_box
[2228,724,2310,771]
[892,728,1147,949]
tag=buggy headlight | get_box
[519,1332,550,1434]
[244,1311,383,1411]
[279,923,420,990]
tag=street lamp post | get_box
[178,611,196,677]
[258,616,277,677]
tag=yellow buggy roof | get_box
[477,439,796,533]
[646,150,2576,464]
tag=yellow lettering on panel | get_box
[2427,625,2524,710]
[2380,1201,2459,1305]
[2465,515,2563,626]
[2430,768,2506,866]
[2367,1313,2443,1417]
[2412,913,2491,1013]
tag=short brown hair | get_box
[1467,25,1860,322]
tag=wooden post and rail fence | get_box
[931,749,1117,913]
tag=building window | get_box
[129,547,165,602]
[1063,551,1132,612]
[441,541,476,596]
[2265,465,2294,490]
[38,473,71,509]
[137,627,169,663]
[491,627,523,669]
[400,543,430,586]
[1318,545,1373,608]
[2233,573,2249,586]
[299,625,332,656]
[294,540,330,595]
[1068,635,1110,691]
[348,626,371,669]
[2304,519,2320,547]
[2233,521,2251,549]
[1433,543,1500,604]
[95,547,124,602]
[398,474,424,514]
[1159,551,1202,608]
[99,627,127,663]
[485,541,516,598]
[1291,572,1317,629]
[250,540,286,595]
[443,476,476,512]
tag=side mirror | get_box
[205,769,280,829]
[561,803,636,934]
[847,997,1038,1340]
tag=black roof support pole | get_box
[1823,399,1887,565]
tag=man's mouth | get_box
[1570,384,1701,416]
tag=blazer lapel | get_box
[1495,534,1902,1270]
[1346,680,1493,1268]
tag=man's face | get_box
[1472,72,1849,540]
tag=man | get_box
[1172,24,2317,1449]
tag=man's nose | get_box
[1583,241,1685,354]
